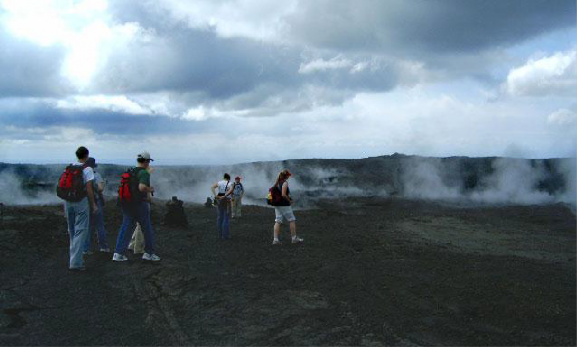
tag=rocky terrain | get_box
[0,196,575,346]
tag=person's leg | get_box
[114,206,136,254]
[84,210,93,253]
[222,202,230,239]
[237,196,242,217]
[289,221,297,237]
[231,199,235,218]
[65,202,76,267]
[137,202,155,255]
[273,207,283,242]
[70,199,90,268]
[274,222,281,239]
[95,199,109,249]
[282,207,302,243]
[217,201,224,238]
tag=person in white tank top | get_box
[211,173,234,239]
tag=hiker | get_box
[211,173,234,239]
[164,196,188,227]
[83,157,110,254]
[112,151,161,262]
[231,176,244,218]
[58,146,98,271]
[271,169,303,245]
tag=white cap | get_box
[137,151,154,161]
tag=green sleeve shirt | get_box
[137,168,151,187]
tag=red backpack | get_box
[266,183,284,206]
[56,164,87,202]
[118,168,143,204]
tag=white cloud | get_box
[149,0,298,41]
[504,49,576,96]
[548,108,577,126]
[0,0,150,89]
[56,95,151,114]
[298,56,353,74]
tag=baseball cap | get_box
[235,176,241,180]
[137,151,154,161]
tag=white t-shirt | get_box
[76,162,95,184]
[217,180,232,196]
[94,171,103,184]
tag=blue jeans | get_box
[84,198,109,251]
[114,202,155,255]
[217,199,230,239]
[65,198,90,269]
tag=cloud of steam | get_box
[1,156,574,210]
[401,157,576,207]
[149,163,377,208]
[0,171,60,206]
[402,159,462,200]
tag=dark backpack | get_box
[56,164,87,202]
[118,168,142,204]
[267,183,284,206]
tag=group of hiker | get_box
[58,146,303,271]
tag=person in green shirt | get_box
[112,152,161,262]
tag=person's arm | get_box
[97,181,105,193]
[86,180,98,212]
[225,184,234,197]
[138,183,154,194]
[240,185,244,199]
[281,182,291,202]
[211,182,219,199]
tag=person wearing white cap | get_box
[112,151,161,262]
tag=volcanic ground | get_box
[0,197,575,346]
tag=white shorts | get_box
[274,206,296,224]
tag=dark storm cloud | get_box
[285,0,575,55]
[92,28,302,98]
[89,21,406,112]
[0,100,213,137]
[0,28,70,97]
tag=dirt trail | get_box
[0,198,575,346]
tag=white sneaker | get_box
[291,236,304,244]
[112,253,128,262]
[99,248,111,253]
[142,253,161,262]
[272,239,281,245]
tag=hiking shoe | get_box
[99,248,111,253]
[272,239,281,245]
[142,253,161,262]
[291,237,304,244]
[112,253,128,262]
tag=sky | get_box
[0,0,575,165]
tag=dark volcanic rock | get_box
[0,198,575,345]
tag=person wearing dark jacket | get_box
[272,169,303,245]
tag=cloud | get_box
[298,56,353,74]
[0,0,147,89]
[504,50,576,96]
[0,0,575,164]
[548,108,577,126]
[56,95,152,115]
[0,28,69,97]
[283,0,575,55]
